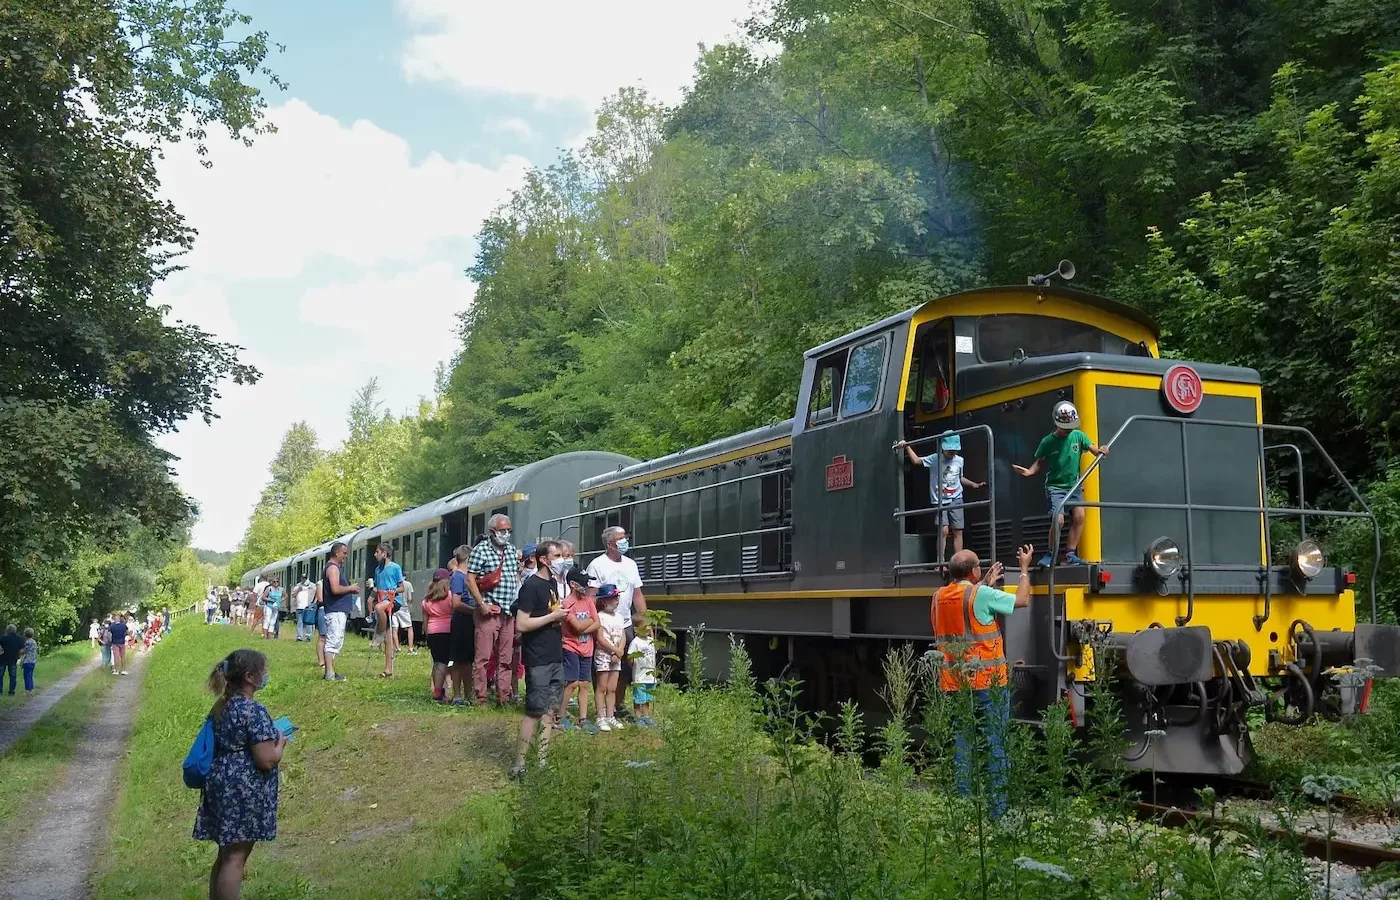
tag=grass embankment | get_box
[95,623,527,900]
[0,641,97,705]
[0,663,117,846]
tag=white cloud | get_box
[397,0,754,108]
[486,117,535,140]
[156,99,529,280]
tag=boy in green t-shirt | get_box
[1013,401,1109,567]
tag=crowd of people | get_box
[90,609,173,676]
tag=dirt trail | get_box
[0,654,104,756]
[0,654,149,900]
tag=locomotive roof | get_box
[579,419,794,494]
[803,284,1159,359]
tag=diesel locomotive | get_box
[242,275,1400,776]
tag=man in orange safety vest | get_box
[931,543,1034,819]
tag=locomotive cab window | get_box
[977,314,1138,362]
[839,336,886,418]
[807,355,844,426]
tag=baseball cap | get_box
[596,583,620,600]
[432,567,451,581]
[523,541,538,557]
[940,430,961,451]
[565,567,597,588]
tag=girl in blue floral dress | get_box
[194,649,287,900]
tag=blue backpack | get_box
[183,716,215,789]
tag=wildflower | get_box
[1301,774,1361,803]
[1013,856,1074,882]
[1144,729,1167,740]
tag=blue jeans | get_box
[22,663,34,692]
[2,662,16,694]
[953,687,1010,819]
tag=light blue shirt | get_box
[952,580,1017,626]
[373,561,404,593]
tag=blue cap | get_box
[597,583,620,600]
[940,430,961,451]
[523,542,537,557]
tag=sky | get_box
[158,0,754,551]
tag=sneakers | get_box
[597,718,613,732]
[608,716,625,730]
[409,648,418,655]
[120,671,129,676]
[324,673,346,682]
[556,718,577,732]
[636,716,656,728]
[1063,552,1088,566]
[579,719,600,735]
[508,765,527,781]
[1038,553,1055,568]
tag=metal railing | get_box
[1043,416,1381,663]
[538,466,794,586]
[890,423,997,573]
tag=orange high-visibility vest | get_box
[932,581,1008,692]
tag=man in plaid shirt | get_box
[467,513,521,705]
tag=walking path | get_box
[0,653,104,756]
[0,654,150,900]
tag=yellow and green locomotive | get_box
[560,274,1399,775]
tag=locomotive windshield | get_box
[977,314,1144,362]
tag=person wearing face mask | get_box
[586,526,648,710]
[552,541,575,601]
[467,514,521,707]
[194,648,288,900]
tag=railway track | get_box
[1132,774,1400,870]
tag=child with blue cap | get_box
[895,430,986,560]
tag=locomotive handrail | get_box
[1264,443,1308,539]
[890,423,997,570]
[538,466,795,585]
[1044,415,1381,664]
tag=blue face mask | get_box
[615,538,630,555]
[256,671,270,691]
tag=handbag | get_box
[182,716,216,789]
[476,547,507,593]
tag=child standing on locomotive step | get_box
[1013,400,1109,567]
[195,648,286,900]
[895,431,987,560]
[627,623,658,728]
[593,585,626,732]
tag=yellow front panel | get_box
[1067,589,1358,678]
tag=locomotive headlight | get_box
[1146,537,1182,580]
[1291,539,1325,581]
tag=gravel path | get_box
[0,654,149,900]
[0,653,103,756]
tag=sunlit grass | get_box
[94,623,520,900]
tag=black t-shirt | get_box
[517,574,562,668]
[0,633,22,664]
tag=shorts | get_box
[449,612,474,664]
[1047,485,1084,517]
[632,682,656,705]
[562,649,593,684]
[392,607,413,629]
[938,505,965,530]
[375,591,402,613]
[524,662,564,717]
[315,608,327,636]
[426,632,451,665]
[324,611,348,655]
[594,651,621,673]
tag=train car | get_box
[561,277,1400,775]
[239,568,260,590]
[325,451,635,624]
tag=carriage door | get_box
[901,319,956,536]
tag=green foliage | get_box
[0,0,278,629]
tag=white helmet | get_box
[1052,400,1080,430]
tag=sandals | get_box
[379,671,394,679]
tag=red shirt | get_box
[421,597,454,635]
[562,594,597,657]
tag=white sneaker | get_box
[121,671,129,675]
[597,718,612,732]
[609,717,625,730]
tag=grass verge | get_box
[94,624,523,900]
[0,664,117,846]
[0,642,97,705]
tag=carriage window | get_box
[917,324,952,414]
[807,352,845,427]
[426,527,439,568]
[840,336,886,418]
[413,531,425,570]
[977,314,1121,362]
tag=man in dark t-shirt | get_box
[447,546,476,705]
[511,540,568,780]
[0,625,24,695]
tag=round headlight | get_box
[1146,537,1181,580]
[1292,539,1325,580]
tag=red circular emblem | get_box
[1161,364,1203,415]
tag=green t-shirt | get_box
[951,580,1018,626]
[1034,429,1093,489]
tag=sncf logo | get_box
[1161,364,1203,415]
